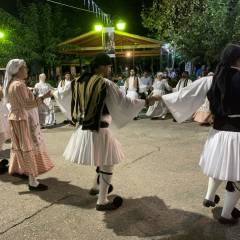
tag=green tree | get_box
[18,0,69,72]
[0,9,28,66]
[142,0,240,65]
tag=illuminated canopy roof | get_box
[58,30,161,57]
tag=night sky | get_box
[0,0,152,36]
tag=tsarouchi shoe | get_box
[231,208,240,219]
[203,194,220,207]
[96,196,123,211]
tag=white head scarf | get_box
[3,59,26,100]
[156,72,164,77]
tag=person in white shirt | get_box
[139,70,153,96]
[161,44,240,224]
[124,69,140,100]
[34,73,55,127]
[174,71,192,92]
[146,72,172,119]
[57,73,72,124]
[124,69,141,120]
[53,53,158,211]
[172,71,193,122]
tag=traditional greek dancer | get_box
[146,72,172,120]
[57,72,72,124]
[139,70,153,97]
[3,59,54,191]
[161,44,240,224]
[124,68,141,120]
[124,68,140,100]
[173,71,192,92]
[54,53,157,211]
[34,73,56,128]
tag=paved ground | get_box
[0,112,240,240]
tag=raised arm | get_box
[162,76,213,123]
[105,79,145,128]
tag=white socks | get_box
[97,165,113,205]
[221,182,240,219]
[29,174,39,187]
[205,177,222,201]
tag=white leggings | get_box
[97,165,114,205]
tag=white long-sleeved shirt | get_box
[162,76,213,123]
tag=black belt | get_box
[79,120,109,129]
[99,121,109,128]
[213,117,240,132]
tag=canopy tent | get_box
[58,30,162,57]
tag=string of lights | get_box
[46,0,111,24]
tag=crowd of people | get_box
[113,68,212,124]
[0,44,240,224]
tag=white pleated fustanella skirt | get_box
[126,90,138,100]
[199,128,240,181]
[63,116,124,167]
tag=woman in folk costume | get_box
[54,53,157,211]
[193,72,214,126]
[34,73,56,127]
[161,44,240,224]
[146,72,172,120]
[3,59,54,191]
[0,84,10,173]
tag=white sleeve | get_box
[162,76,212,123]
[53,84,72,119]
[105,79,145,128]
[57,82,71,98]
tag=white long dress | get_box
[146,79,172,117]
[162,75,240,181]
[34,82,55,126]
[53,79,145,167]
